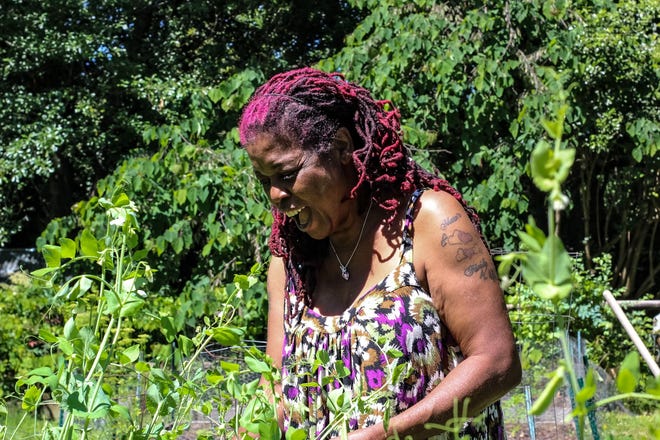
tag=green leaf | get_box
[135,361,151,373]
[518,231,543,253]
[104,289,121,315]
[530,140,575,191]
[80,229,99,257]
[119,291,145,317]
[541,118,562,140]
[285,428,307,440]
[119,345,141,365]
[63,317,79,341]
[244,356,270,374]
[575,369,597,404]
[531,366,565,415]
[160,316,178,343]
[206,371,225,386]
[617,352,640,393]
[220,361,240,373]
[42,245,62,268]
[522,234,573,302]
[31,267,59,277]
[177,335,193,357]
[38,328,58,343]
[60,238,76,259]
[65,387,111,419]
[258,419,281,440]
[112,192,131,207]
[616,369,636,394]
[212,326,244,346]
[316,350,330,365]
[110,404,132,421]
[22,385,42,412]
[27,366,54,377]
[69,275,93,299]
[208,87,223,104]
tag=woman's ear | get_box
[334,127,354,164]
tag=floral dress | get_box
[280,189,505,439]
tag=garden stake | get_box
[603,290,660,378]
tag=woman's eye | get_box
[280,170,298,183]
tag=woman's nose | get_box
[269,183,289,205]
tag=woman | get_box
[238,67,521,439]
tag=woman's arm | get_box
[348,190,521,440]
[261,257,287,428]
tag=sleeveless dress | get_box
[280,189,506,439]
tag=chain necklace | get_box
[328,199,374,281]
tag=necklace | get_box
[328,199,374,281]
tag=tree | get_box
[318,0,659,298]
[0,0,365,247]
[2,0,363,341]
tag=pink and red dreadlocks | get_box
[238,67,480,305]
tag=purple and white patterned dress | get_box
[280,190,505,439]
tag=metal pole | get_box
[523,385,536,440]
[603,290,660,378]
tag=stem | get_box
[548,203,557,289]
[145,399,166,436]
[595,392,660,408]
[84,316,116,384]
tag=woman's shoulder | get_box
[414,189,472,228]
[410,188,483,260]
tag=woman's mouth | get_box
[285,206,310,230]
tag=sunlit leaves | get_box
[530,140,575,193]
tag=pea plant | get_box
[0,190,276,439]
[497,96,660,438]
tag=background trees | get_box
[1,0,364,245]
[319,0,659,299]
[1,0,657,316]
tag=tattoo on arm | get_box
[456,246,479,262]
[464,258,498,281]
[441,213,461,230]
[441,229,474,247]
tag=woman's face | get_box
[245,131,356,240]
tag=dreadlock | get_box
[238,67,481,306]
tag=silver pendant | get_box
[340,265,350,281]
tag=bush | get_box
[0,273,63,398]
[508,253,653,374]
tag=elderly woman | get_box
[238,68,521,439]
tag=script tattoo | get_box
[464,258,498,281]
[441,213,461,230]
[441,229,474,247]
[456,246,479,262]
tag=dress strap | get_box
[400,189,425,257]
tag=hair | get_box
[238,67,481,306]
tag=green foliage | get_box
[0,274,64,399]
[2,191,282,439]
[0,0,364,247]
[501,91,659,438]
[38,116,272,340]
[318,0,659,297]
[508,254,652,372]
